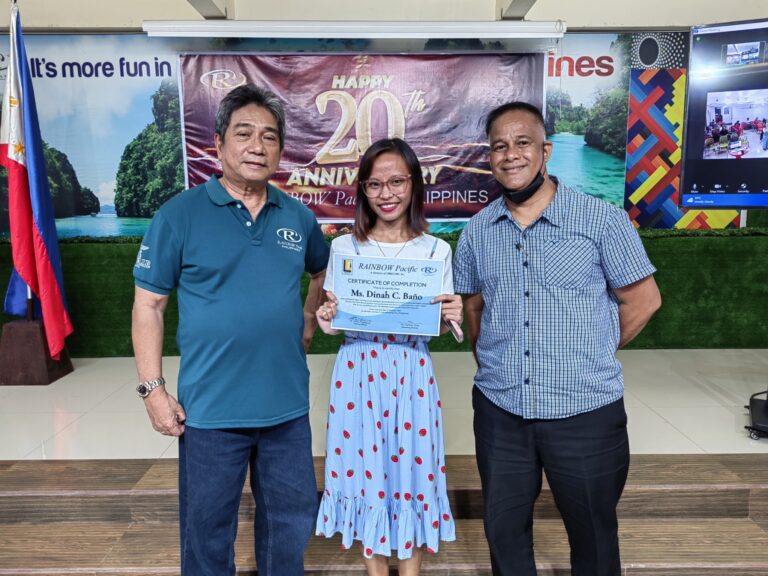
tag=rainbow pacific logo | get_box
[343,259,353,273]
[134,244,151,269]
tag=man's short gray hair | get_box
[215,84,286,150]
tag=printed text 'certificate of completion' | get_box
[331,254,444,336]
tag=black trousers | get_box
[473,386,630,576]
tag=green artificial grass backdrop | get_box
[1,229,767,356]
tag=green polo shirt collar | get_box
[205,176,284,209]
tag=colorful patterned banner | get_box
[624,33,739,229]
[180,53,544,221]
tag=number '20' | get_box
[314,90,406,165]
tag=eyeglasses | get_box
[361,175,411,197]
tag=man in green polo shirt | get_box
[132,84,329,576]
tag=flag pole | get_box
[0,0,73,384]
[13,0,30,323]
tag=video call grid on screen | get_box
[681,19,768,209]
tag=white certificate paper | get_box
[331,254,444,336]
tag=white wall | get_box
[709,103,768,124]
[526,0,768,29]
[1,0,767,30]
[234,0,768,28]
[232,0,499,21]
[753,105,768,122]
[0,0,202,30]
[732,103,768,123]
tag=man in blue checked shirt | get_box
[454,101,661,576]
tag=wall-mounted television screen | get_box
[681,19,768,209]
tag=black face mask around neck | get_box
[499,150,548,204]
[500,171,545,204]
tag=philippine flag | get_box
[0,4,73,360]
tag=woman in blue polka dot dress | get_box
[315,138,462,575]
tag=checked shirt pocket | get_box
[544,238,598,289]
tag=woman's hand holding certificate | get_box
[432,293,464,343]
[316,291,340,335]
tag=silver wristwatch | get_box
[136,376,166,398]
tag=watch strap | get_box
[137,376,166,398]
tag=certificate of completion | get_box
[331,254,444,336]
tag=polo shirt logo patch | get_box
[276,228,303,252]
[134,244,151,269]
[277,228,302,243]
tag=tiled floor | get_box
[1,350,767,460]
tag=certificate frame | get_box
[330,253,444,336]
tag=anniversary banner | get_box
[180,53,544,222]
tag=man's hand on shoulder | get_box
[143,386,186,436]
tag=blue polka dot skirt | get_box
[315,332,456,559]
